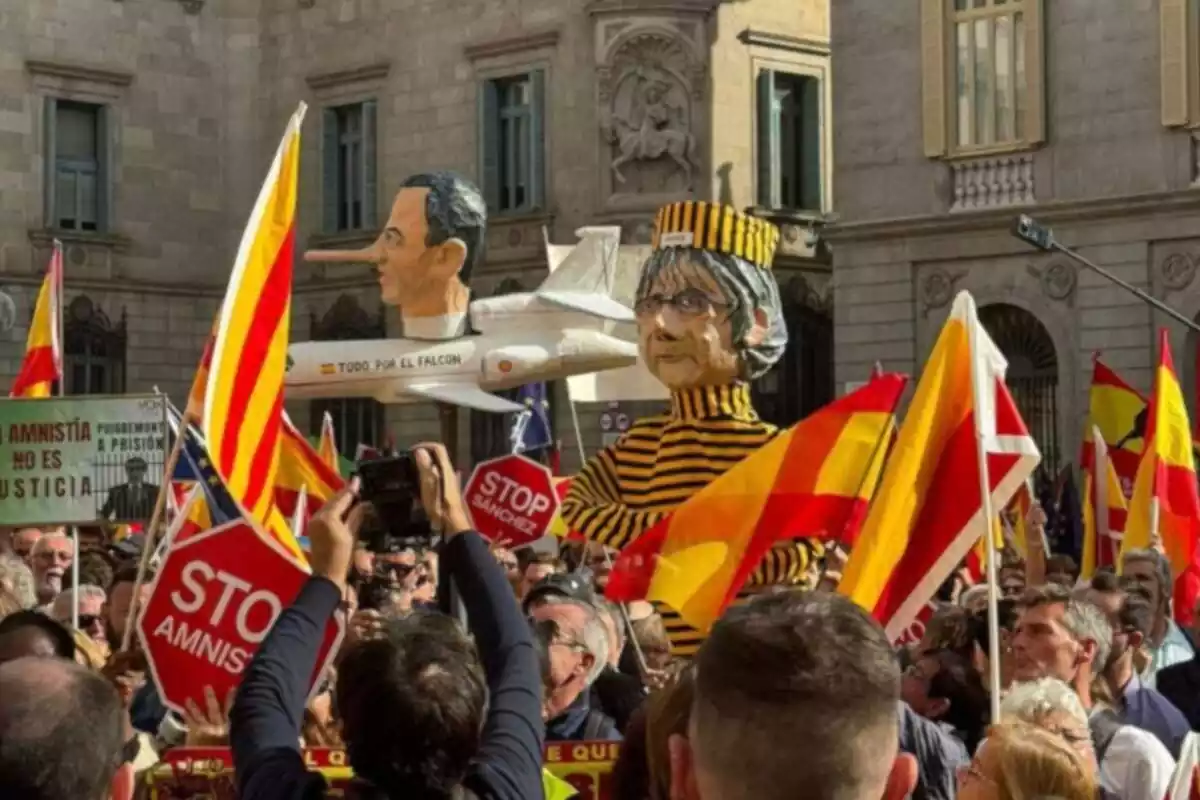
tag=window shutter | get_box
[322,107,340,232]
[478,80,501,210]
[96,105,113,232]
[43,96,57,229]
[800,77,822,212]
[756,70,776,207]
[361,100,378,229]
[1161,0,1189,127]
[529,69,547,211]
[1022,0,1047,143]
[920,0,947,157]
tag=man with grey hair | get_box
[29,531,73,607]
[528,593,619,741]
[1121,548,1194,686]
[50,584,108,651]
[1012,584,1174,800]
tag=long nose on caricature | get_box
[304,239,383,265]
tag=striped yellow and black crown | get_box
[650,201,781,271]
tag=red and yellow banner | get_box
[838,292,1040,639]
[1082,425,1126,579]
[318,411,340,477]
[203,104,305,560]
[606,372,907,632]
[1122,330,1200,625]
[1081,357,1146,523]
[10,244,63,398]
[275,413,345,522]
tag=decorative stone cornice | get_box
[180,0,204,13]
[736,29,830,56]
[823,188,1200,244]
[29,228,132,253]
[586,0,720,16]
[464,28,561,61]
[305,61,391,91]
[25,59,133,87]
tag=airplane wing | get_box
[537,227,624,298]
[404,383,525,413]
[538,290,635,322]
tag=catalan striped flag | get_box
[275,413,345,523]
[203,104,305,549]
[605,372,907,632]
[317,411,340,477]
[1081,425,1127,579]
[1122,330,1200,624]
[838,292,1041,639]
[10,243,63,398]
[185,317,218,422]
[1081,356,1146,527]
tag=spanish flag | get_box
[318,411,340,476]
[1082,425,1127,579]
[546,477,579,540]
[1122,330,1200,625]
[605,372,907,632]
[965,517,1006,583]
[1006,479,1036,559]
[275,413,345,522]
[185,317,217,422]
[1081,357,1145,526]
[838,292,1040,639]
[10,243,63,398]
[203,104,305,557]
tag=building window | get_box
[311,398,383,457]
[1162,0,1200,127]
[63,296,125,395]
[756,71,822,211]
[921,0,1044,157]
[478,70,546,213]
[44,99,110,232]
[322,101,377,233]
[308,295,385,453]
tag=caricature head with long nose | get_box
[306,171,486,318]
[634,202,787,390]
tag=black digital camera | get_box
[354,452,436,553]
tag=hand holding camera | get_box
[412,442,471,538]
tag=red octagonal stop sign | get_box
[464,453,559,546]
[137,519,344,717]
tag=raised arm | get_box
[558,445,666,550]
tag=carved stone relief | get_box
[783,274,832,314]
[1159,252,1197,292]
[1025,261,1077,304]
[920,269,965,317]
[595,20,706,205]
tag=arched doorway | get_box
[978,303,1060,472]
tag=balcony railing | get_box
[949,153,1035,212]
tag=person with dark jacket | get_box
[230,443,544,799]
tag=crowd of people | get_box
[0,442,1197,800]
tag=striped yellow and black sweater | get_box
[560,383,824,656]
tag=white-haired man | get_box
[30,531,73,607]
[51,584,108,651]
[1011,584,1174,800]
[529,594,619,741]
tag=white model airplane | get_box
[284,227,639,413]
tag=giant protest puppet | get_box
[559,201,824,656]
[287,171,639,412]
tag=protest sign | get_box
[0,394,167,525]
[146,745,617,799]
[137,518,343,717]
[464,453,559,546]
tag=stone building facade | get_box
[0,0,831,472]
[829,0,1200,475]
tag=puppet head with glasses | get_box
[634,202,787,390]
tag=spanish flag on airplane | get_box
[275,413,345,522]
[203,104,305,560]
[1122,330,1200,624]
[10,243,63,398]
[1081,356,1145,529]
[318,411,340,476]
[838,292,1040,639]
[605,372,907,632]
[1081,425,1126,579]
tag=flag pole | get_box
[51,241,80,630]
[966,312,1004,720]
[120,395,189,652]
[563,383,651,677]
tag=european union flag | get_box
[509,383,553,455]
[166,403,241,525]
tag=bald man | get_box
[0,657,134,799]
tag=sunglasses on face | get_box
[78,614,103,630]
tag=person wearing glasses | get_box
[50,584,109,655]
[560,201,824,658]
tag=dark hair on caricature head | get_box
[400,171,487,286]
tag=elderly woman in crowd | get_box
[959,721,1095,800]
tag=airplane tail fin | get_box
[537,226,633,322]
